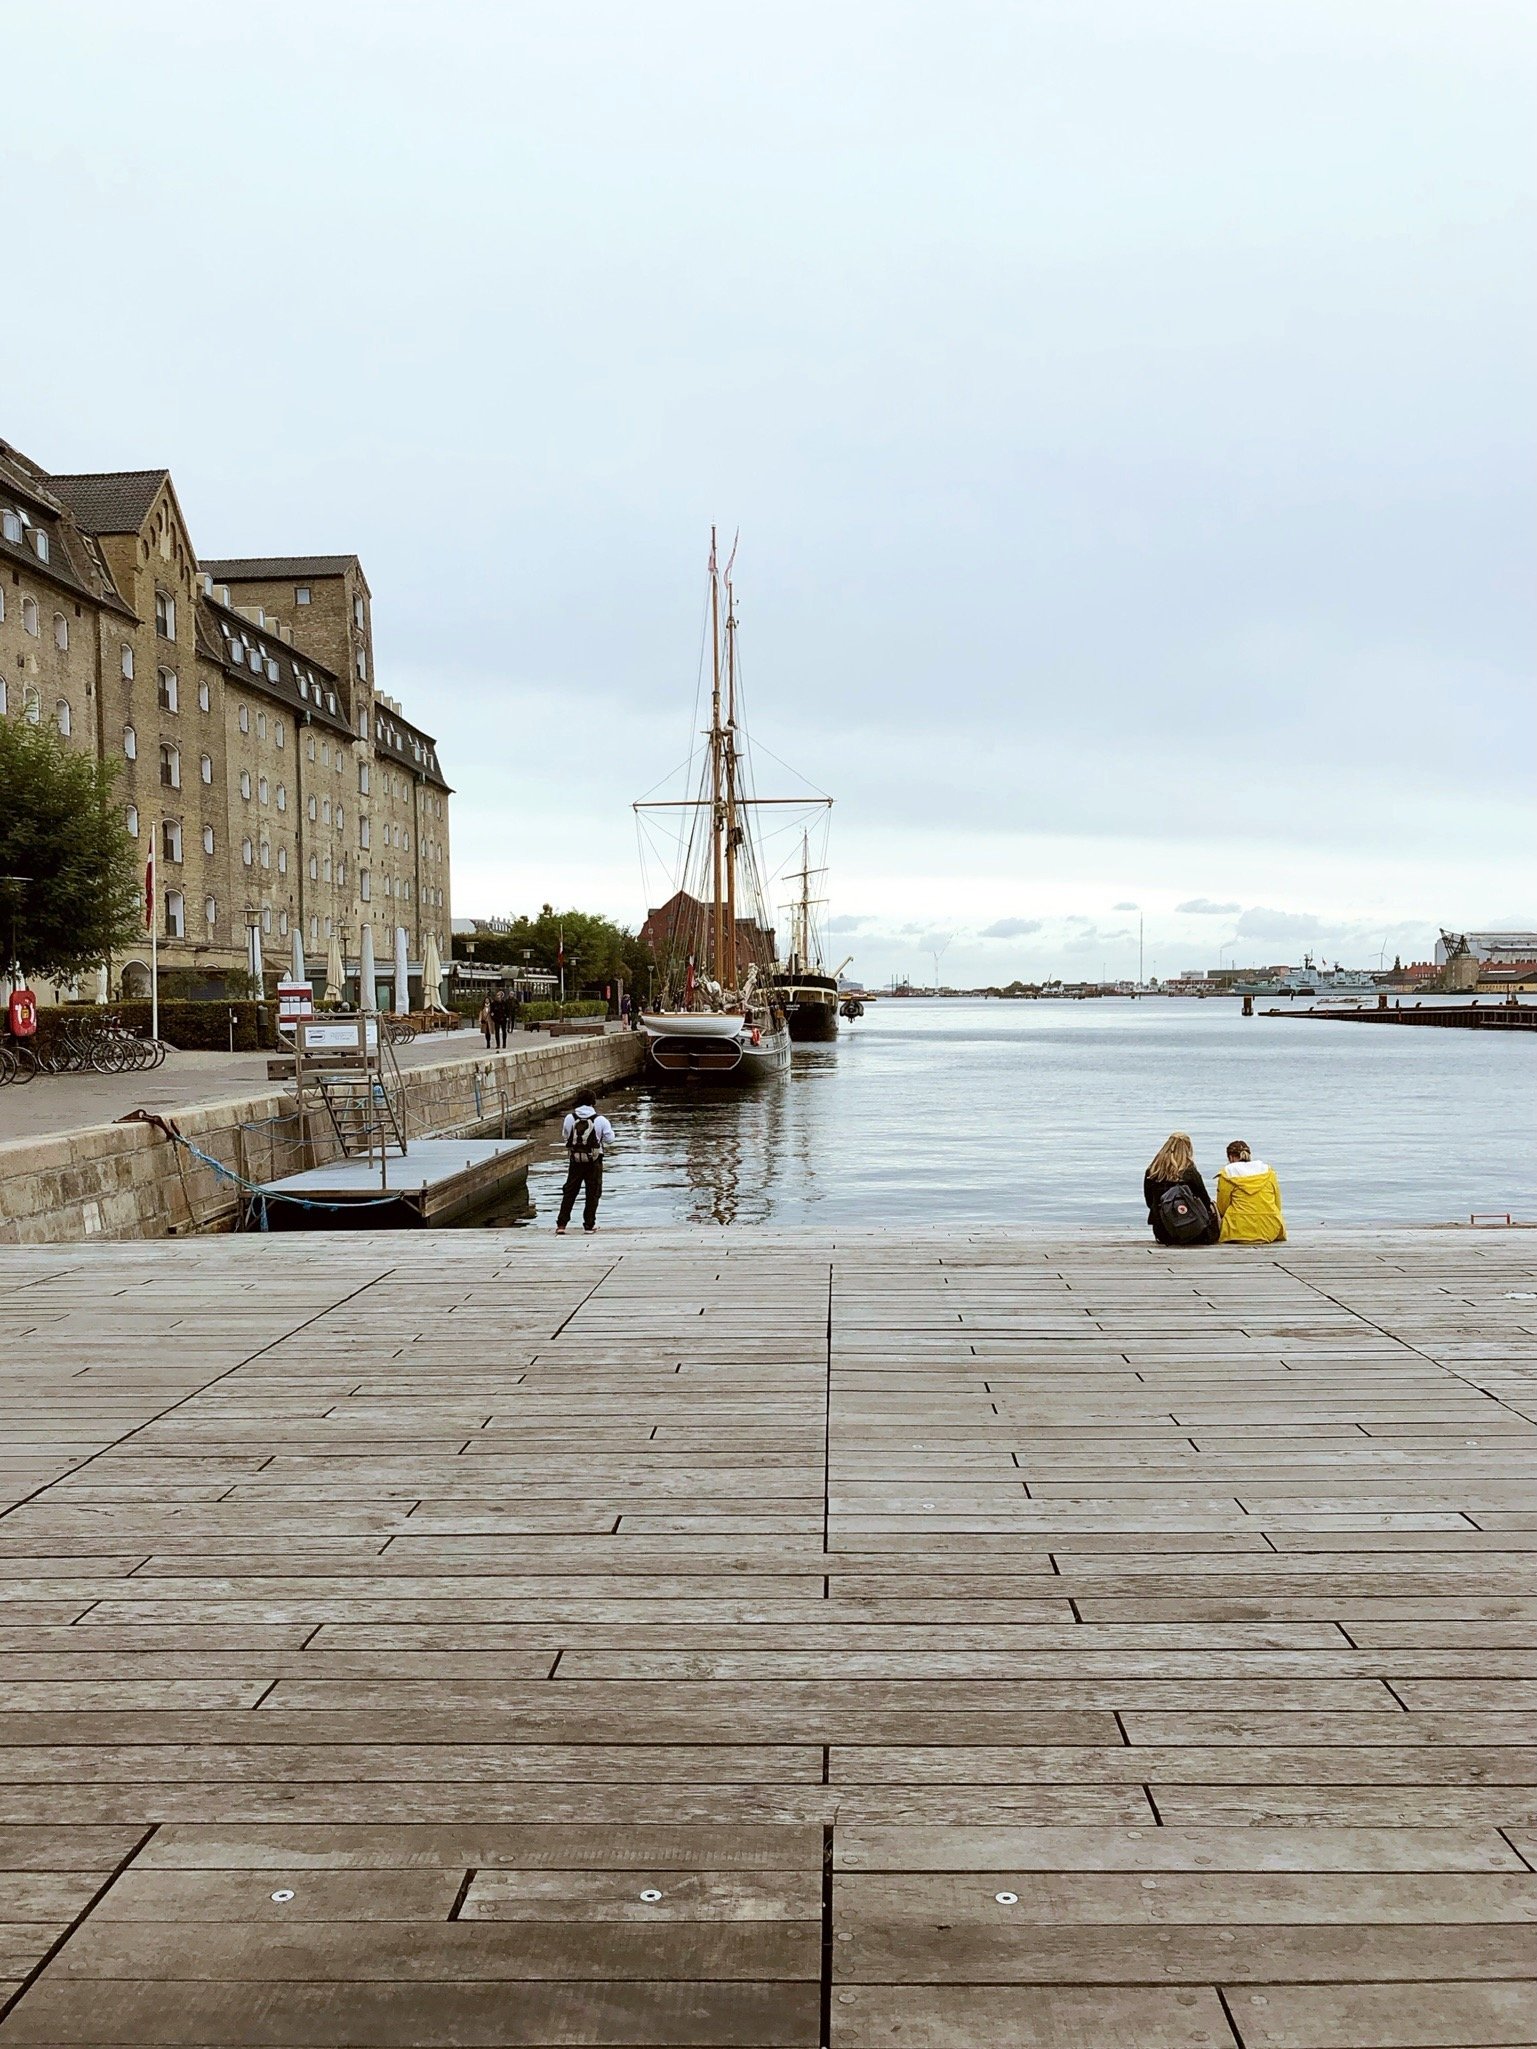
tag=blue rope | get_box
[166,1130,410,1220]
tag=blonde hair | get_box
[1148,1132,1195,1180]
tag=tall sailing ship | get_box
[769,836,846,1042]
[635,534,831,1082]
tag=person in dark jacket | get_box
[1144,1131,1219,1245]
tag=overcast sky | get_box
[4,0,1532,983]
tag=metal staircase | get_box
[290,1015,409,1189]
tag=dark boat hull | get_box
[785,999,838,1042]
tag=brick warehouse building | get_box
[0,438,450,1004]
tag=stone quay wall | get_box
[0,1032,645,1244]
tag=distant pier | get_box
[1266,1000,1535,1031]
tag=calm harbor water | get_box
[513,999,1535,1230]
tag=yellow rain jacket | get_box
[1216,1159,1287,1244]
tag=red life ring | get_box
[8,988,38,1038]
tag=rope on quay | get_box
[117,1109,408,1230]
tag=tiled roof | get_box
[201,556,358,581]
[45,470,168,534]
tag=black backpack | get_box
[1159,1182,1210,1245]
[567,1114,601,1165]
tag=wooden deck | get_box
[0,1226,1532,2047]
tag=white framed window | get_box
[159,743,180,789]
[257,711,267,740]
[204,896,217,927]
[121,643,134,680]
[125,804,139,837]
[0,509,20,543]
[358,762,370,795]
[154,590,176,640]
[359,869,370,902]
[240,770,252,799]
[275,783,286,812]
[402,829,410,852]
[21,596,39,636]
[157,669,178,713]
[0,588,5,622]
[357,708,368,742]
[242,838,253,867]
[353,596,365,627]
[355,649,366,680]
[197,679,210,712]
[0,677,7,712]
[359,815,370,849]
[265,658,279,683]
[161,819,182,863]
[33,529,49,563]
[200,753,212,785]
[306,737,316,761]
[308,854,318,880]
[165,890,185,938]
[278,909,289,937]
[321,741,331,766]
[277,846,287,875]
[309,915,319,941]
[239,704,249,733]
[123,723,137,760]
[261,905,272,935]
[258,775,269,804]
[321,799,331,825]
[307,795,318,821]
[202,825,215,855]
[295,586,311,605]
[336,805,344,831]
[259,841,271,869]
[324,916,334,938]
[274,720,284,748]
[53,613,68,650]
[54,699,71,736]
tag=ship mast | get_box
[723,575,740,991]
[708,530,724,990]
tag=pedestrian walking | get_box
[478,997,494,1049]
[491,990,512,1050]
[555,1095,615,1234]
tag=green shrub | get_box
[520,999,607,1023]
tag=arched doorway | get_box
[120,960,152,999]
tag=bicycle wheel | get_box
[0,1047,16,1085]
[9,1044,39,1083]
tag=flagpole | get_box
[558,924,565,1004]
[148,836,158,1040]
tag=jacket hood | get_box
[1222,1158,1271,1177]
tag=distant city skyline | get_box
[3,0,1532,987]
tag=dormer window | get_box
[32,529,49,563]
[1,510,21,543]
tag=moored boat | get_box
[633,533,820,1085]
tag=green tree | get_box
[0,721,143,980]
[453,905,654,992]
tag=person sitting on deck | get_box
[1143,1132,1219,1246]
[1216,1139,1287,1244]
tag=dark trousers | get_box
[557,1158,603,1231]
[494,1019,510,1048]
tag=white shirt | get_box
[562,1110,615,1153]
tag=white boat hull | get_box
[644,1017,791,1080]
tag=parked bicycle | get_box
[0,1014,170,1082]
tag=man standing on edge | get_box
[555,1094,615,1234]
